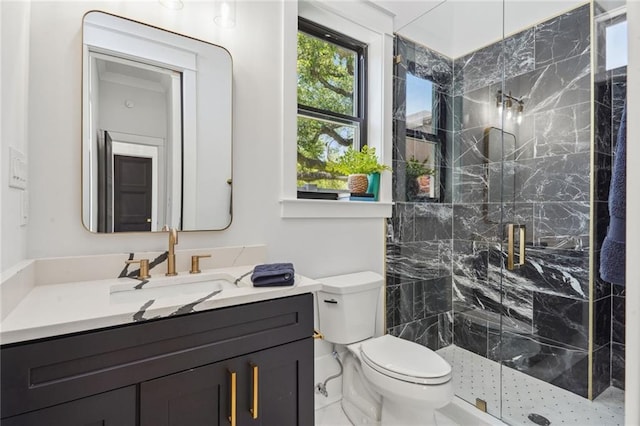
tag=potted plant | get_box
[406,156,435,199]
[329,146,391,196]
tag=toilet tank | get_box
[317,271,383,345]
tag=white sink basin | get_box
[109,273,238,304]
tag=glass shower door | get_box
[498,1,606,424]
[444,1,508,419]
[390,0,508,419]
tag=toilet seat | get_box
[360,335,452,385]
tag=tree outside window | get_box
[297,18,366,191]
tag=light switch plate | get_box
[9,147,27,190]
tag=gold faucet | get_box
[166,227,178,276]
[125,258,151,280]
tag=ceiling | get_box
[96,57,174,94]
[369,0,588,58]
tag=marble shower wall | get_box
[450,3,598,399]
[386,36,454,352]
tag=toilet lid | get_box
[360,335,452,385]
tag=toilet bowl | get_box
[356,335,453,424]
[341,335,453,425]
[317,272,454,425]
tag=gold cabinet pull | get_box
[313,329,324,340]
[228,370,236,426]
[507,224,526,270]
[250,363,259,419]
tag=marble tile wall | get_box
[387,36,454,352]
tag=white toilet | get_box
[317,271,453,426]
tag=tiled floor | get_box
[315,401,352,426]
[315,397,504,426]
[316,345,625,426]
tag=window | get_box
[297,18,367,191]
[406,72,436,135]
[596,10,627,73]
[403,67,443,202]
[606,18,627,70]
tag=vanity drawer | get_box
[1,293,313,418]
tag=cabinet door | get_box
[140,361,231,426]
[243,338,314,426]
[140,338,313,426]
[1,386,136,426]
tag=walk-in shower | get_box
[387,1,626,424]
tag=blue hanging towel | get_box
[600,104,626,286]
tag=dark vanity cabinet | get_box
[1,294,314,426]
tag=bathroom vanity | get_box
[2,294,313,425]
[0,252,319,425]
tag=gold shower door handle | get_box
[507,224,526,270]
[250,363,259,419]
[228,370,237,426]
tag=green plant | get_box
[328,146,391,175]
[406,156,434,177]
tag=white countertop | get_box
[0,265,321,345]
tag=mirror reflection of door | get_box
[114,155,152,232]
[88,51,182,232]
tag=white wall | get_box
[99,80,167,139]
[1,1,31,272]
[23,1,385,279]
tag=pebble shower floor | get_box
[438,346,624,426]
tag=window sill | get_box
[280,198,393,219]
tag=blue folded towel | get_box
[251,263,295,287]
[600,104,626,286]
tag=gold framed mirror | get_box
[82,11,232,233]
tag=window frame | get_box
[402,58,448,204]
[281,0,393,218]
[296,17,368,191]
